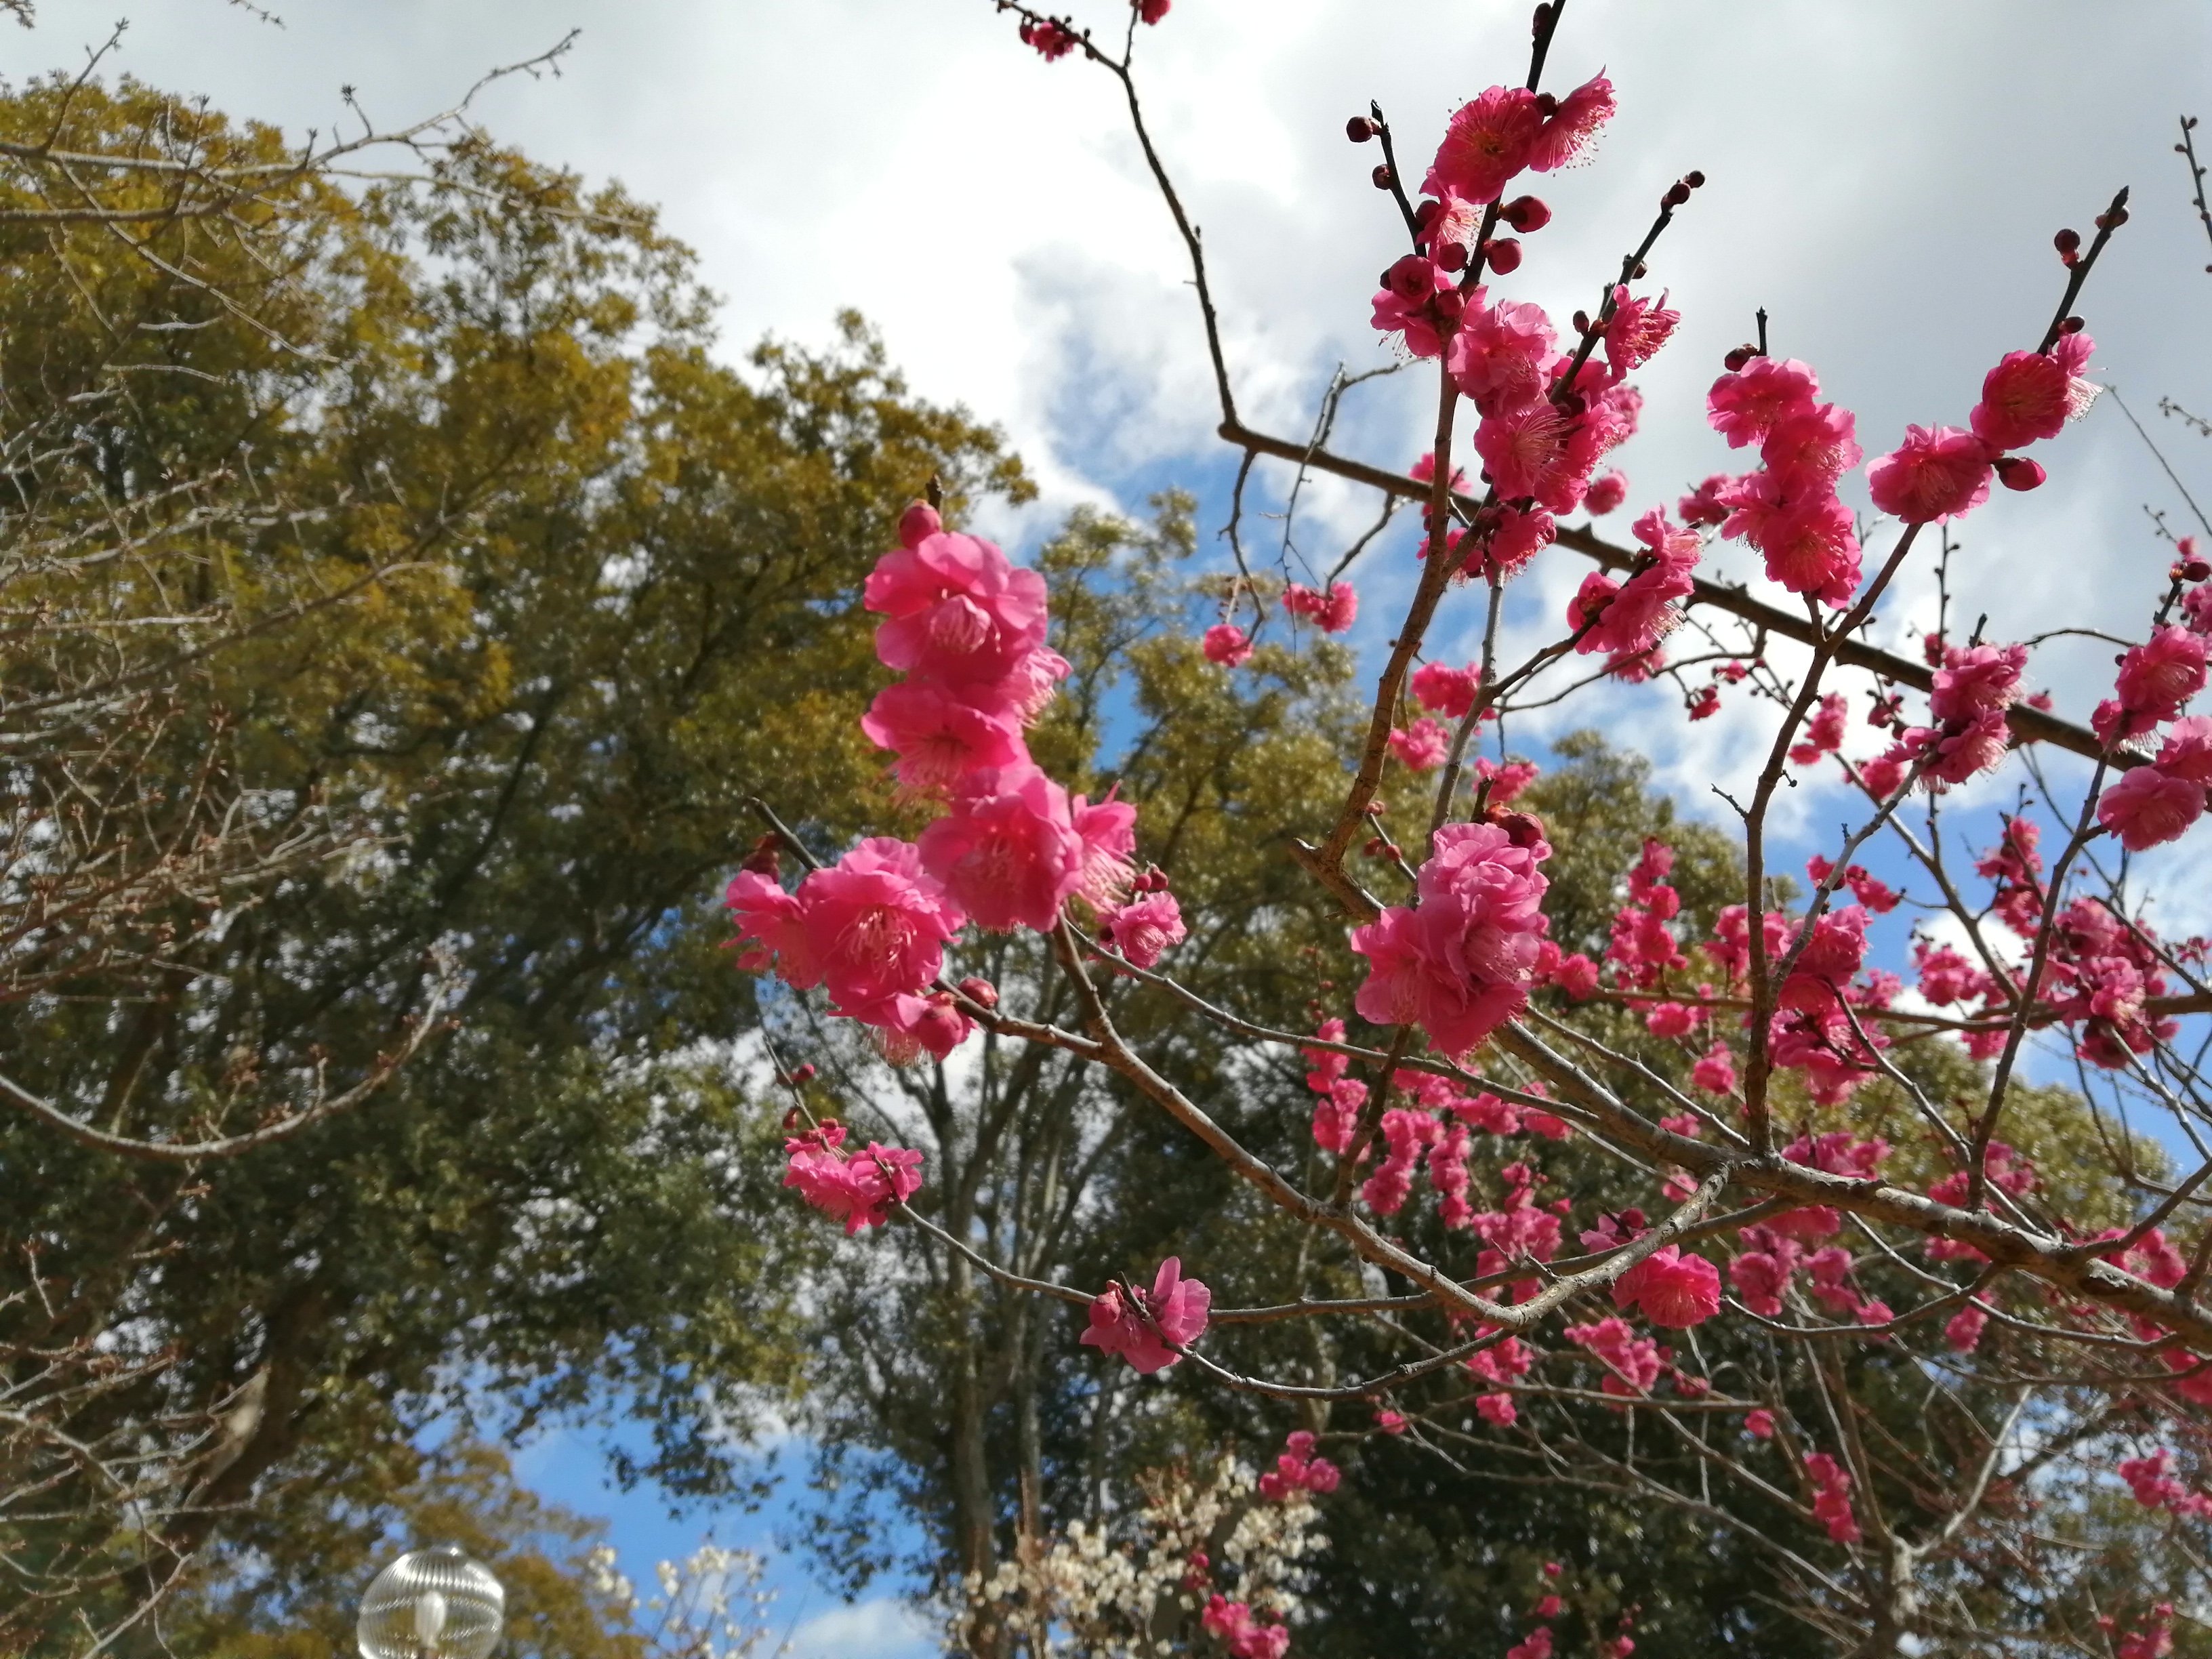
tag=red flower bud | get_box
[958,976,1000,1010]
[1663,180,1692,207]
[1484,236,1523,274]
[2184,559,2212,583]
[1346,115,1379,143]
[1683,169,1706,188]
[1371,163,1395,190]
[1431,287,1466,322]
[1723,344,1756,371]
[899,500,943,548]
[1436,240,1469,272]
[2060,315,2086,334]
[1993,455,2046,491]
[2053,227,2081,256]
[739,834,782,878]
[1500,194,1551,232]
[790,1062,817,1083]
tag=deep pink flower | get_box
[1389,717,1452,771]
[1475,1391,1518,1427]
[1777,905,1868,1015]
[1528,71,1616,172]
[1475,401,1576,504]
[1102,890,1185,968]
[919,770,1083,933]
[1552,951,1600,1000]
[1866,425,1992,523]
[2155,715,2212,783]
[783,1128,925,1234]
[1473,756,1539,804]
[1678,472,1733,526]
[1969,349,2071,450]
[1745,1408,1776,1439]
[1788,693,1848,766]
[865,531,1049,684]
[1410,448,1469,493]
[1919,709,2013,787]
[1371,253,1460,359]
[1945,1304,1988,1353]
[1692,1040,1738,1096]
[2116,625,2209,726]
[1412,660,1479,719]
[1602,287,1678,376]
[1319,581,1359,633]
[1644,1001,1698,1037]
[978,646,1071,725]
[724,869,817,982]
[1707,358,1820,449]
[1729,1247,1793,1317]
[1134,0,1170,22]
[1614,1245,1721,1328]
[1449,291,1559,416]
[1017,18,1081,60]
[1583,469,1628,515]
[1202,623,1253,667]
[1080,1256,1211,1373]
[1425,85,1544,204]
[2098,765,2205,850]
[1352,823,1549,1056]
[1761,402,1862,487]
[859,680,1027,795]
[1070,791,1139,911]
[1483,504,1557,580]
[1929,642,2028,724]
[736,838,963,1011]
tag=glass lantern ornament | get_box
[356,1544,505,1659]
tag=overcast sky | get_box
[16,1,2212,1649]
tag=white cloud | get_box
[781,1595,935,1659]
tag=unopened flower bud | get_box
[790,1062,817,1082]
[1364,836,1387,858]
[1534,91,1558,117]
[899,500,943,548]
[740,833,781,877]
[1683,169,1706,188]
[958,976,1000,1010]
[782,1107,801,1130]
[1431,287,1466,321]
[2186,560,2211,583]
[1499,810,1547,849]
[1371,163,1395,190]
[1436,239,1469,272]
[1346,115,1380,143]
[1723,344,1756,371]
[2060,315,2086,334]
[1571,309,1592,335]
[1500,194,1551,232]
[1484,236,1523,274]
[2095,205,2129,230]
[1993,455,2046,491]
[1663,180,1692,207]
[1631,261,1648,279]
[2053,227,2081,257]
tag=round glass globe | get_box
[356,1544,505,1659]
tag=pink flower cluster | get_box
[1606,838,1687,989]
[1099,867,1186,969]
[1079,1256,1211,1374]
[1258,1429,1340,1500]
[731,506,1156,1061]
[1865,330,2095,522]
[2100,713,2212,849]
[2118,1448,2212,1517]
[781,1122,924,1235]
[1282,580,1358,634]
[1866,640,2029,792]
[1611,1244,1721,1328]
[1803,1451,1862,1544]
[1423,73,1617,207]
[1706,357,1863,607]
[1017,15,1080,59]
[1351,821,1552,1055]
[1564,1315,1661,1398]
[1203,621,1254,667]
[727,838,972,1061]
[1202,1597,1289,1659]
[1567,507,1701,664]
